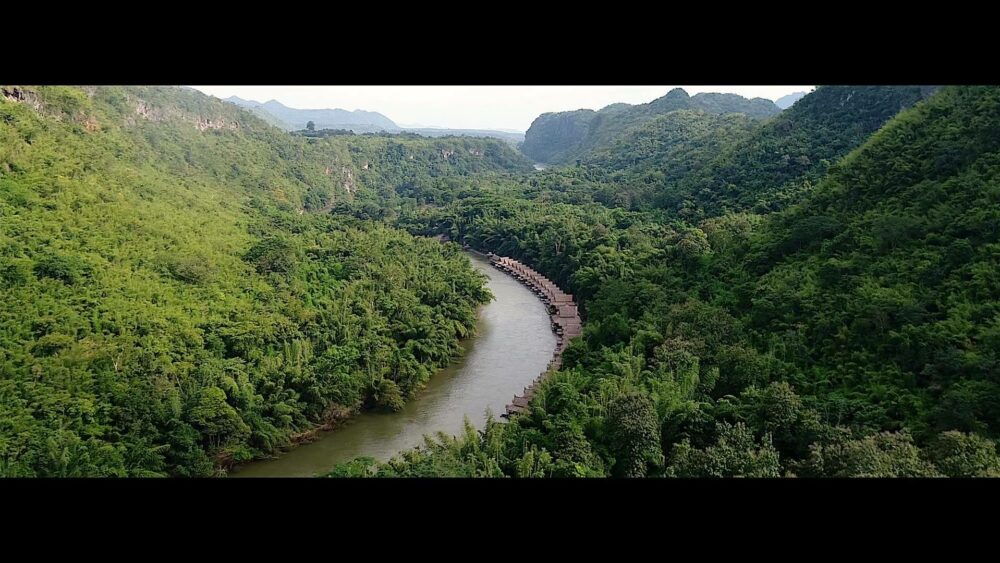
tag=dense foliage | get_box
[330,85,1000,478]
[0,86,533,476]
[5,83,998,479]
[524,87,937,218]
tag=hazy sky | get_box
[190,86,814,131]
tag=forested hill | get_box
[5,83,997,479]
[520,88,781,165]
[582,85,939,218]
[335,85,1000,478]
[0,85,528,476]
[749,85,1000,434]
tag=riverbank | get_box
[228,253,557,477]
[217,404,357,473]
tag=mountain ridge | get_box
[520,88,783,165]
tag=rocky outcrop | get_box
[2,86,43,111]
[341,166,356,194]
[194,116,240,131]
[132,96,239,132]
[134,100,162,121]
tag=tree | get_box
[306,120,315,131]
[606,391,663,477]
[925,431,1000,477]
[795,430,940,477]
[667,422,782,478]
[188,387,250,450]
[244,236,298,276]
[728,382,827,461]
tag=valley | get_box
[2,84,999,478]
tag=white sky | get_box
[190,86,814,132]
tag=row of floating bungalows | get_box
[488,253,583,418]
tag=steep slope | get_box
[574,86,938,219]
[581,110,759,212]
[747,84,1000,435]
[669,85,939,216]
[521,88,781,165]
[519,109,595,164]
[0,85,528,476]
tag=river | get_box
[229,252,557,477]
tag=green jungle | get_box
[2,85,999,478]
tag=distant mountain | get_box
[222,95,259,108]
[220,96,523,143]
[222,96,397,133]
[521,88,782,164]
[223,96,293,129]
[265,99,398,133]
[775,91,809,109]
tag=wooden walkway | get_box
[488,254,582,418]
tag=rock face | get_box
[2,86,44,111]
[134,100,161,120]
[3,86,102,131]
[194,117,240,131]
[520,109,595,165]
[130,95,240,132]
[341,167,356,194]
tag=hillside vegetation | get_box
[520,86,938,220]
[520,88,781,165]
[0,85,530,476]
[4,83,998,479]
[332,85,1000,478]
